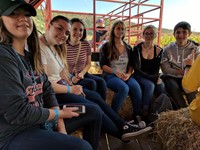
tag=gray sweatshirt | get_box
[161,40,200,78]
[0,44,58,150]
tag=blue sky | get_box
[51,0,200,32]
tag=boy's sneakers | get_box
[121,120,152,141]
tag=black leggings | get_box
[162,76,196,109]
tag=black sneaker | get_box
[122,120,152,141]
[125,120,146,129]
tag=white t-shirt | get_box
[110,50,128,73]
[40,41,64,83]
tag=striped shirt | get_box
[66,40,92,74]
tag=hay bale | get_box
[71,130,83,139]
[88,62,103,74]
[106,88,134,121]
[154,108,200,150]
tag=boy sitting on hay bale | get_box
[154,49,200,150]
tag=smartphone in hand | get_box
[63,104,86,114]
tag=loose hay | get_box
[154,108,200,150]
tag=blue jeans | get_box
[56,89,125,139]
[106,74,142,115]
[64,103,102,150]
[77,73,107,100]
[134,76,155,112]
[83,89,125,132]
[7,123,94,150]
[155,82,166,97]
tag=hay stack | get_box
[154,108,200,150]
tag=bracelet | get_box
[67,85,71,93]
[184,65,191,70]
[112,69,116,74]
[81,70,86,74]
[53,109,59,122]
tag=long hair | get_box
[49,15,71,68]
[0,17,13,44]
[68,18,87,41]
[28,21,44,73]
[0,17,43,73]
[108,20,126,61]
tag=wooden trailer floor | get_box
[98,133,159,150]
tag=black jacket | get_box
[132,42,163,83]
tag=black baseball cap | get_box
[0,0,36,16]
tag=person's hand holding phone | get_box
[59,106,80,119]
[64,105,86,114]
